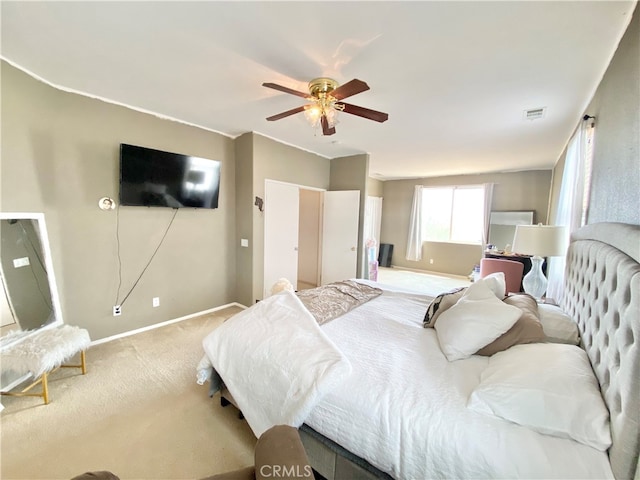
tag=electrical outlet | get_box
[429,258,434,264]
[113,305,122,316]
[152,297,160,307]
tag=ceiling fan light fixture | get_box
[324,105,339,128]
[304,104,322,124]
[263,76,387,136]
[304,99,340,130]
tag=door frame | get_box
[263,180,326,295]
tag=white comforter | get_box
[202,281,613,479]
[201,290,351,437]
[304,283,613,479]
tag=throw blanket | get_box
[295,280,383,325]
[201,291,352,437]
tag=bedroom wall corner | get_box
[367,177,384,198]
[1,60,237,341]
[250,133,331,302]
[381,170,552,277]
[235,133,254,307]
[330,154,370,279]
[549,5,639,226]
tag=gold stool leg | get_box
[41,372,49,405]
[80,350,87,375]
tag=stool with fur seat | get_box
[0,324,90,405]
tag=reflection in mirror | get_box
[0,213,62,344]
[488,211,534,251]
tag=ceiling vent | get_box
[524,107,546,120]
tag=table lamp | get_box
[512,224,567,300]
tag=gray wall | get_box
[367,178,384,198]
[234,133,254,307]
[298,189,322,287]
[250,133,330,303]
[1,62,237,340]
[381,170,552,276]
[330,154,370,277]
[550,7,639,225]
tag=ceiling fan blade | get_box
[339,102,389,123]
[331,79,370,101]
[266,105,307,121]
[321,115,336,136]
[262,82,310,99]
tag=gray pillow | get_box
[423,287,466,328]
[475,293,545,356]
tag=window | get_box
[546,119,595,302]
[421,186,485,244]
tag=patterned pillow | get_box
[475,293,545,356]
[423,287,467,328]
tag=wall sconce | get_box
[254,196,264,212]
[98,197,116,210]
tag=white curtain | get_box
[546,120,592,302]
[406,185,424,261]
[481,183,495,250]
[364,196,383,256]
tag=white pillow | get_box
[467,343,611,451]
[538,303,580,345]
[477,271,507,299]
[434,280,522,361]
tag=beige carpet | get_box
[0,307,256,480]
[376,267,470,296]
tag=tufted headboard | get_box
[561,223,640,480]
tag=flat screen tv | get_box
[119,144,221,209]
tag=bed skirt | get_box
[219,388,391,480]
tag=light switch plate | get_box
[13,257,30,268]
[241,238,249,247]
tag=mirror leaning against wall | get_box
[488,211,535,251]
[0,213,63,347]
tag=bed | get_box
[199,222,639,480]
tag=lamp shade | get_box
[512,224,568,257]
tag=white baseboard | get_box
[0,303,247,396]
[90,302,247,347]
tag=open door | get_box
[321,190,360,285]
[264,181,300,297]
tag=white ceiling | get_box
[1,1,636,180]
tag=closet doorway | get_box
[298,188,322,290]
[263,180,360,298]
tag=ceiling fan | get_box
[262,77,389,136]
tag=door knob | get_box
[351,247,356,251]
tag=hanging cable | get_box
[117,208,179,308]
[114,205,123,306]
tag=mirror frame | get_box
[488,210,535,251]
[0,212,64,332]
